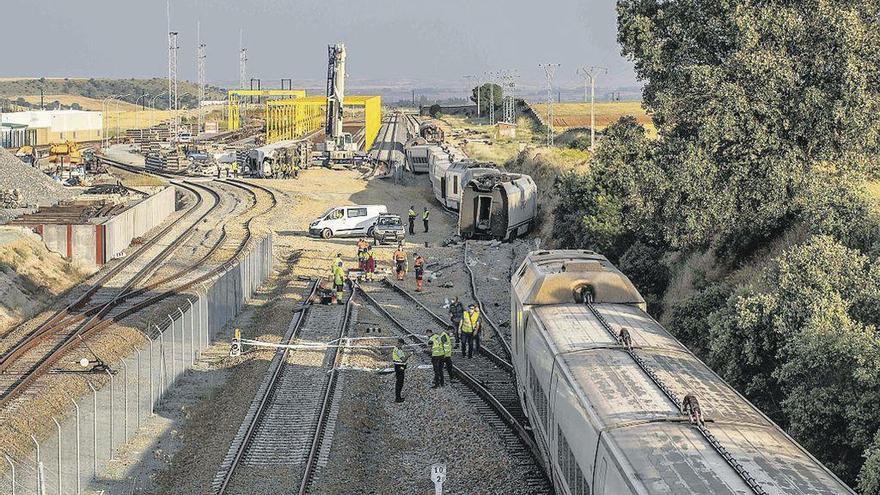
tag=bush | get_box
[429,104,441,118]
[568,136,591,151]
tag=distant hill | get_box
[0,78,226,111]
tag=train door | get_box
[475,195,493,233]
[441,176,447,200]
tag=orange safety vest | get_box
[414,257,424,268]
[394,250,406,262]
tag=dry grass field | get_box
[529,100,656,136]
[19,94,142,111]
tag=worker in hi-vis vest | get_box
[459,304,481,359]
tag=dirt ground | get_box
[0,227,92,335]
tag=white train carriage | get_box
[404,138,434,174]
[428,147,453,207]
[511,250,855,495]
[442,161,499,211]
[458,171,536,240]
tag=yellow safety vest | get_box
[461,310,480,334]
[408,209,416,218]
[392,346,408,366]
[423,210,429,220]
[429,334,444,357]
[440,332,452,357]
[332,265,345,285]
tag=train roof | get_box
[529,301,855,494]
[466,171,535,192]
[513,250,645,307]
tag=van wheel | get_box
[367,227,375,237]
[321,228,333,239]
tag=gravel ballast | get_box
[0,147,76,208]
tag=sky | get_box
[4,0,639,93]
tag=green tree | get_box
[470,83,503,116]
[552,115,666,258]
[708,236,880,481]
[860,431,880,495]
[614,0,880,256]
[429,104,441,117]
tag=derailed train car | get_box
[244,139,310,178]
[419,121,444,143]
[512,250,855,495]
[459,171,537,240]
[404,138,435,174]
[442,161,499,211]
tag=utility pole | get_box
[486,71,496,125]
[239,29,247,126]
[197,21,206,134]
[539,63,560,146]
[498,69,518,125]
[167,1,179,141]
[578,66,607,151]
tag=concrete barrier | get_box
[102,186,175,262]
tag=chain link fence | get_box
[2,234,273,495]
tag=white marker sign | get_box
[431,463,446,495]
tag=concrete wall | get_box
[37,224,101,266]
[27,187,175,267]
[103,186,175,261]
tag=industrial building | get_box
[0,109,103,145]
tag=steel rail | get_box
[0,178,212,372]
[213,277,319,495]
[357,288,547,477]
[0,180,220,407]
[0,165,278,409]
[462,241,513,361]
[297,284,356,495]
[380,279,513,373]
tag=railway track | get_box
[0,179,220,409]
[463,240,513,361]
[0,160,279,412]
[214,280,355,495]
[357,281,550,492]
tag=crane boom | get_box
[325,43,346,140]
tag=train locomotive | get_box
[511,250,855,494]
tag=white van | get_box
[308,205,388,239]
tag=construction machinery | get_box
[317,43,358,165]
[48,141,84,165]
[15,145,37,166]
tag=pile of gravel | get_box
[0,147,76,207]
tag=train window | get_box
[453,177,459,195]
[529,363,548,431]
[558,426,590,495]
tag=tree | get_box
[708,236,880,482]
[552,115,666,259]
[470,83,503,116]
[614,0,880,256]
[860,431,880,495]
[429,104,441,118]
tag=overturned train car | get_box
[459,172,537,241]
